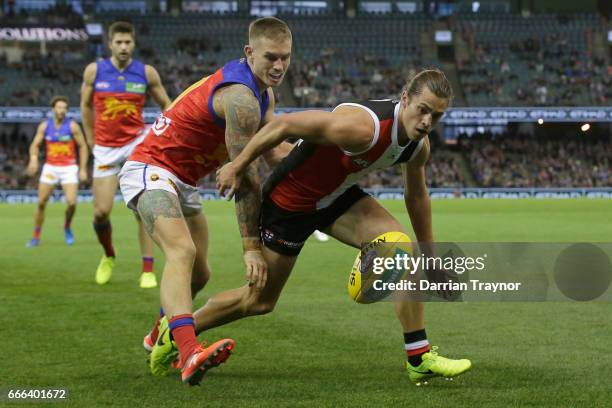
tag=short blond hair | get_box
[248,17,292,43]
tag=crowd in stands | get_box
[290,51,421,107]
[455,14,611,106]
[1,9,611,190]
[2,10,610,108]
[457,42,611,107]
[0,130,32,189]
[462,133,611,187]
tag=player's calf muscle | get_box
[136,190,183,235]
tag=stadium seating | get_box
[1,9,609,107]
[455,12,609,106]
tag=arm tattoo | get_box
[136,190,183,235]
[223,86,262,240]
[234,164,262,238]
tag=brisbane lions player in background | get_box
[26,96,88,247]
[118,17,292,385]
[81,21,171,288]
[201,69,473,385]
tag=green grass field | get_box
[1,199,611,407]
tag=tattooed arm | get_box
[213,84,267,288]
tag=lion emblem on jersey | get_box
[48,143,72,157]
[101,97,138,120]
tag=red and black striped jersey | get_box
[264,100,424,212]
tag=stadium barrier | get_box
[2,107,612,124]
[2,188,611,203]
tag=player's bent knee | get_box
[191,270,209,293]
[166,240,197,264]
[244,299,277,316]
[93,207,110,222]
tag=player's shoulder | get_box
[217,83,259,104]
[144,63,158,73]
[332,104,377,133]
[83,62,98,81]
[353,99,397,120]
[37,120,49,131]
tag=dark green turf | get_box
[1,199,610,407]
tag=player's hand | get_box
[79,168,88,183]
[26,161,38,177]
[243,250,268,290]
[216,162,241,201]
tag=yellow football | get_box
[348,231,413,304]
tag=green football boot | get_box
[406,346,472,386]
[150,316,179,376]
[95,255,115,285]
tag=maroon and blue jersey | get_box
[44,118,76,166]
[93,58,148,147]
[131,59,269,186]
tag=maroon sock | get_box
[142,257,154,273]
[169,314,199,367]
[93,221,115,257]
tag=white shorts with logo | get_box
[39,164,78,186]
[93,133,145,178]
[118,160,202,214]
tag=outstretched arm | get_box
[234,108,370,173]
[216,106,373,198]
[259,88,293,167]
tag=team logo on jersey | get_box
[95,81,111,90]
[152,114,171,136]
[101,97,138,120]
[353,158,370,168]
[126,82,146,94]
[48,143,72,157]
